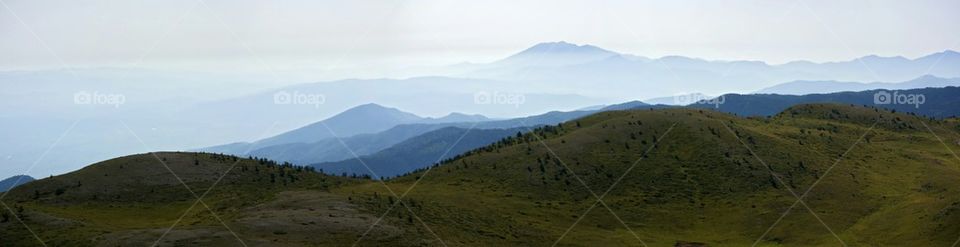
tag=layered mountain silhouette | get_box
[692,86,960,118]
[489,41,624,67]
[203,103,489,154]
[6,42,960,179]
[456,42,960,100]
[201,104,602,166]
[257,103,424,146]
[204,86,960,177]
[0,175,34,192]
[5,105,959,246]
[756,75,960,95]
[314,127,527,179]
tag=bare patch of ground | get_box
[235,190,403,246]
[95,191,400,247]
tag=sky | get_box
[1,0,959,82]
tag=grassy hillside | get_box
[0,152,368,246]
[346,104,960,246]
[3,104,959,246]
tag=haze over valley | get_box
[2,1,959,246]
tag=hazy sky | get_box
[2,0,959,80]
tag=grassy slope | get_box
[0,152,360,246]
[2,104,958,246]
[340,104,960,246]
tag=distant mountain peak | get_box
[428,112,490,123]
[935,49,959,56]
[528,41,580,49]
[249,103,424,147]
[0,175,35,192]
[443,112,477,118]
[496,41,620,66]
[920,49,960,60]
[352,102,388,109]
[529,41,573,48]
[599,100,649,111]
[353,103,390,108]
[514,41,617,56]
[859,54,908,61]
[334,103,420,121]
[334,103,418,118]
[914,74,945,80]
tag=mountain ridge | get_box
[756,75,960,95]
[457,42,960,100]
[314,126,527,179]
[692,86,960,118]
[202,103,492,155]
[202,105,601,166]
[0,175,34,192]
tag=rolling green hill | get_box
[3,104,959,246]
[348,104,960,246]
[0,152,364,246]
